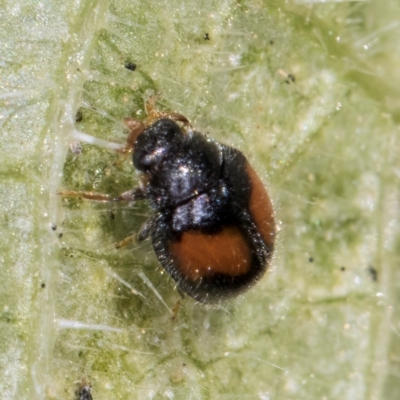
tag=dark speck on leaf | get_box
[75,110,83,123]
[368,266,378,282]
[125,62,137,71]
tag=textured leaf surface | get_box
[1,1,399,399]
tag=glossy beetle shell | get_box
[131,118,275,302]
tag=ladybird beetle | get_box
[61,98,275,303]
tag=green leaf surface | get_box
[1,0,400,399]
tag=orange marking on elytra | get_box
[170,227,251,281]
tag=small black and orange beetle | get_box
[61,98,275,303]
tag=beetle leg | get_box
[115,215,156,249]
[57,190,114,202]
[171,299,182,321]
[58,187,145,203]
[115,233,137,249]
[112,187,146,202]
[136,216,157,242]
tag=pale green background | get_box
[0,0,399,399]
